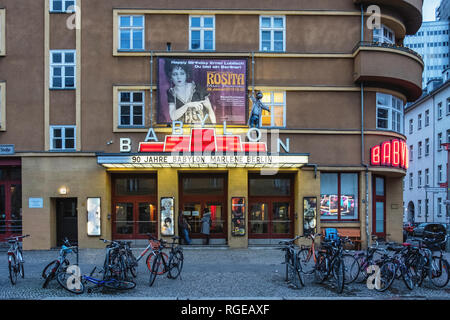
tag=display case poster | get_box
[87,197,101,236]
[303,197,317,236]
[231,197,246,236]
[161,197,175,236]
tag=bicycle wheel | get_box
[127,252,138,278]
[104,279,136,290]
[297,248,315,274]
[402,264,415,291]
[42,260,60,288]
[168,249,184,280]
[374,261,396,292]
[342,254,359,284]
[8,255,17,285]
[314,252,328,283]
[332,258,345,294]
[429,256,450,288]
[149,253,165,287]
[56,269,85,294]
[146,251,169,275]
[17,251,24,278]
[287,259,304,289]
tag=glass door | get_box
[372,176,386,239]
[0,180,22,240]
[113,201,157,239]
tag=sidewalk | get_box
[0,247,449,300]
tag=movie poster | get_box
[158,58,248,125]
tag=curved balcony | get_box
[353,0,423,35]
[353,42,423,102]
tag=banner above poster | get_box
[158,58,247,125]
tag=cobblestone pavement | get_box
[0,247,449,300]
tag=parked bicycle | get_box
[149,236,184,286]
[6,234,30,285]
[42,237,78,289]
[298,233,323,275]
[279,236,304,289]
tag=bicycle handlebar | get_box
[5,234,30,241]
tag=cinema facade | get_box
[0,0,424,249]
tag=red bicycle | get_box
[297,233,323,274]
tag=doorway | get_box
[372,176,386,240]
[56,198,78,246]
[0,167,22,241]
[179,173,227,244]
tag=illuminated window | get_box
[190,16,215,51]
[255,91,286,128]
[118,15,144,51]
[260,16,285,52]
[320,173,359,221]
[373,24,395,44]
[118,91,145,127]
[50,126,76,151]
[0,82,5,131]
[50,50,76,89]
[376,93,403,133]
[50,0,76,13]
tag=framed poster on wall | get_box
[161,197,175,236]
[87,197,101,236]
[231,197,246,236]
[303,197,317,236]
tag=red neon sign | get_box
[370,139,408,170]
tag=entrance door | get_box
[112,174,158,239]
[248,174,294,239]
[179,174,227,242]
[372,176,386,239]
[56,198,78,246]
[0,168,22,241]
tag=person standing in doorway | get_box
[201,208,212,245]
[178,211,192,245]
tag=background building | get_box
[404,20,450,88]
[437,0,450,21]
[0,0,423,249]
[404,77,450,224]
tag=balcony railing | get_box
[353,41,423,63]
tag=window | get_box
[409,119,414,134]
[373,24,395,44]
[189,16,215,51]
[438,102,443,120]
[447,98,450,115]
[410,145,413,161]
[50,0,76,12]
[438,198,443,217]
[425,138,430,156]
[425,168,430,186]
[0,82,5,131]
[425,199,429,218]
[320,173,359,221]
[50,50,76,89]
[418,114,422,130]
[118,91,145,127]
[0,9,5,56]
[438,133,443,151]
[418,170,422,188]
[425,110,430,127]
[418,200,422,216]
[409,173,413,189]
[257,92,286,128]
[260,16,285,52]
[376,93,403,133]
[118,15,144,51]
[50,126,76,151]
[418,141,422,158]
[448,129,450,143]
[438,165,443,183]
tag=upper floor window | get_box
[447,98,450,115]
[409,119,413,134]
[50,125,76,151]
[410,145,413,161]
[376,93,403,133]
[260,16,285,52]
[425,109,430,127]
[438,132,443,151]
[418,141,422,158]
[425,168,430,186]
[0,9,5,56]
[438,102,443,120]
[418,170,422,188]
[0,82,5,131]
[425,138,430,156]
[438,165,443,183]
[50,0,76,13]
[118,15,144,51]
[418,114,422,130]
[50,50,76,89]
[189,16,215,51]
[118,91,145,127]
[373,24,395,44]
[257,92,286,128]
[409,172,413,189]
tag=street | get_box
[0,247,449,300]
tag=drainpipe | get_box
[361,82,370,248]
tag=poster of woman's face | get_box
[157,58,248,125]
[161,197,174,236]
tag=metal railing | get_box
[352,41,424,63]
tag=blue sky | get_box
[423,0,441,21]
